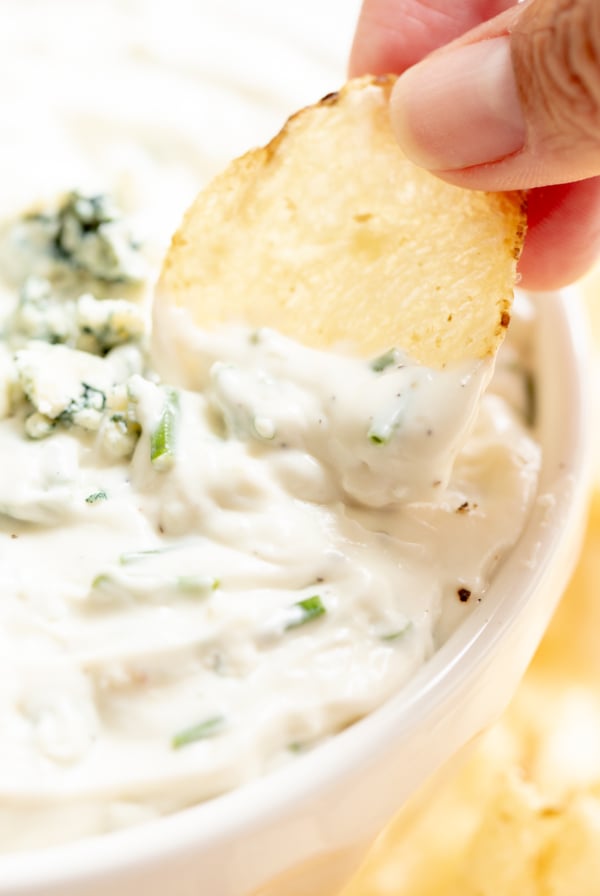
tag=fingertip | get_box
[348,3,412,77]
[349,0,520,78]
[517,180,600,291]
[517,248,595,292]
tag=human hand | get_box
[349,0,600,290]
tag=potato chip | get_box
[157,76,525,367]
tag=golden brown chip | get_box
[157,76,525,367]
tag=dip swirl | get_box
[0,0,539,852]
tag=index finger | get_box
[349,0,517,77]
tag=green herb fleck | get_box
[370,348,400,373]
[380,622,413,642]
[368,405,404,445]
[119,548,163,565]
[524,369,536,427]
[85,490,108,504]
[150,389,179,470]
[91,573,113,591]
[507,362,537,428]
[285,595,326,631]
[172,715,225,749]
[177,576,220,596]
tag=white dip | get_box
[0,0,540,852]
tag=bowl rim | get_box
[0,288,593,892]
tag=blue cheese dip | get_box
[0,191,541,852]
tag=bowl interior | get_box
[0,289,592,894]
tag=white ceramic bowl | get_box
[0,289,592,896]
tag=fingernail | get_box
[390,36,525,171]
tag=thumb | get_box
[390,0,600,190]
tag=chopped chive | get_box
[91,573,116,595]
[288,741,306,754]
[370,348,400,373]
[172,715,225,749]
[85,490,108,504]
[368,405,404,445]
[150,389,179,470]
[380,622,412,642]
[507,362,537,428]
[89,573,128,603]
[119,548,163,565]
[285,595,326,631]
[524,369,536,427]
[177,575,220,595]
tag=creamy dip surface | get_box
[0,0,540,853]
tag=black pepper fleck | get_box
[458,588,471,602]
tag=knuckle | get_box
[512,0,600,149]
